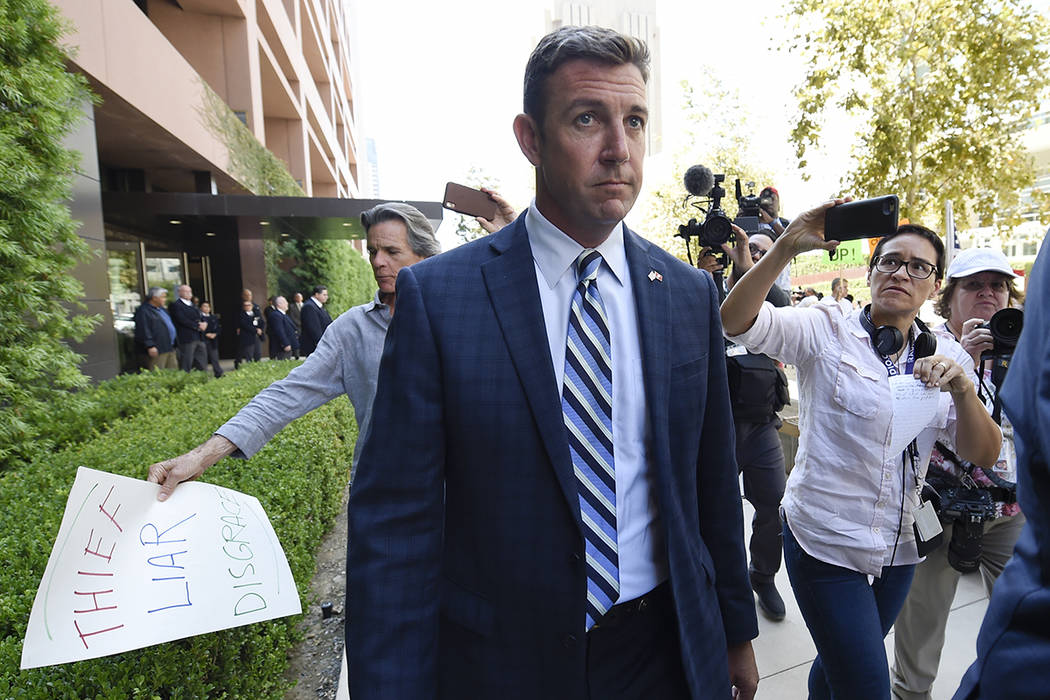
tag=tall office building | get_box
[545,1,663,155]
[50,0,439,377]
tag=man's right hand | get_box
[148,435,237,501]
[147,346,159,358]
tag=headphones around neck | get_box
[860,304,937,359]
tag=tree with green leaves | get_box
[786,0,1050,229]
[0,0,99,469]
[642,80,775,263]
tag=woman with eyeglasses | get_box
[720,203,1002,700]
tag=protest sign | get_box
[21,467,301,669]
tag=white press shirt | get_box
[728,302,973,575]
[525,204,667,603]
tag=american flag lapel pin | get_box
[648,269,663,282]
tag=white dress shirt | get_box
[525,204,667,603]
[728,302,972,575]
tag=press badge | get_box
[913,499,943,543]
[992,418,1018,483]
[726,343,748,357]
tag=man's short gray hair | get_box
[360,202,441,259]
[523,25,650,122]
[148,286,166,300]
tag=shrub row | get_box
[0,361,354,698]
[1,369,211,473]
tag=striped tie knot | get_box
[576,250,603,287]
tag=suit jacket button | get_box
[570,552,582,563]
[562,634,577,648]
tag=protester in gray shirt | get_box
[147,202,445,498]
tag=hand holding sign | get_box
[21,467,301,669]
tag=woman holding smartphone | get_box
[720,203,1002,700]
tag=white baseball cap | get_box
[946,247,1019,280]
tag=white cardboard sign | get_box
[21,467,301,669]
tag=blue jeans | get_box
[782,520,915,700]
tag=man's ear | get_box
[513,113,542,167]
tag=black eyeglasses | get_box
[748,243,768,258]
[872,255,938,280]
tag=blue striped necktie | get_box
[562,249,618,631]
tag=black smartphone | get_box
[443,182,498,220]
[824,195,899,241]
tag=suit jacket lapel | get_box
[624,228,672,463]
[481,217,580,525]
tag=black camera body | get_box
[980,308,1023,360]
[733,179,764,235]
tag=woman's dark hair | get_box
[868,224,946,280]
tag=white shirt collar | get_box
[311,296,324,308]
[179,297,192,305]
[524,200,627,290]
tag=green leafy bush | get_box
[0,362,354,698]
[1,370,211,472]
[0,0,99,472]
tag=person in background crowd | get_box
[758,186,793,293]
[264,296,279,359]
[198,301,223,378]
[134,286,177,370]
[721,227,793,622]
[953,233,1050,699]
[822,277,853,315]
[267,296,299,360]
[147,201,444,494]
[240,289,264,363]
[892,247,1026,700]
[169,284,207,372]
[796,286,820,308]
[722,220,1002,700]
[288,292,304,359]
[299,285,333,356]
[235,298,263,369]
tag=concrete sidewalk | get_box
[742,495,989,699]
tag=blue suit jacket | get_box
[347,216,757,699]
[268,311,299,352]
[955,236,1050,699]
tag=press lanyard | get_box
[880,340,914,378]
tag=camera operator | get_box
[891,247,1025,700]
[721,207,1003,700]
[758,187,793,294]
[717,227,793,621]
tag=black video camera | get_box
[733,180,765,235]
[677,173,733,250]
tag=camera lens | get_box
[988,308,1023,350]
[700,215,733,247]
[947,519,984,574]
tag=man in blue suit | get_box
[299,285,332,356]
[954,235,1050,700]
[347,26,759,699]
[267,295,300,360]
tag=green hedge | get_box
[1,370,211,473]
[0,362,354,698]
